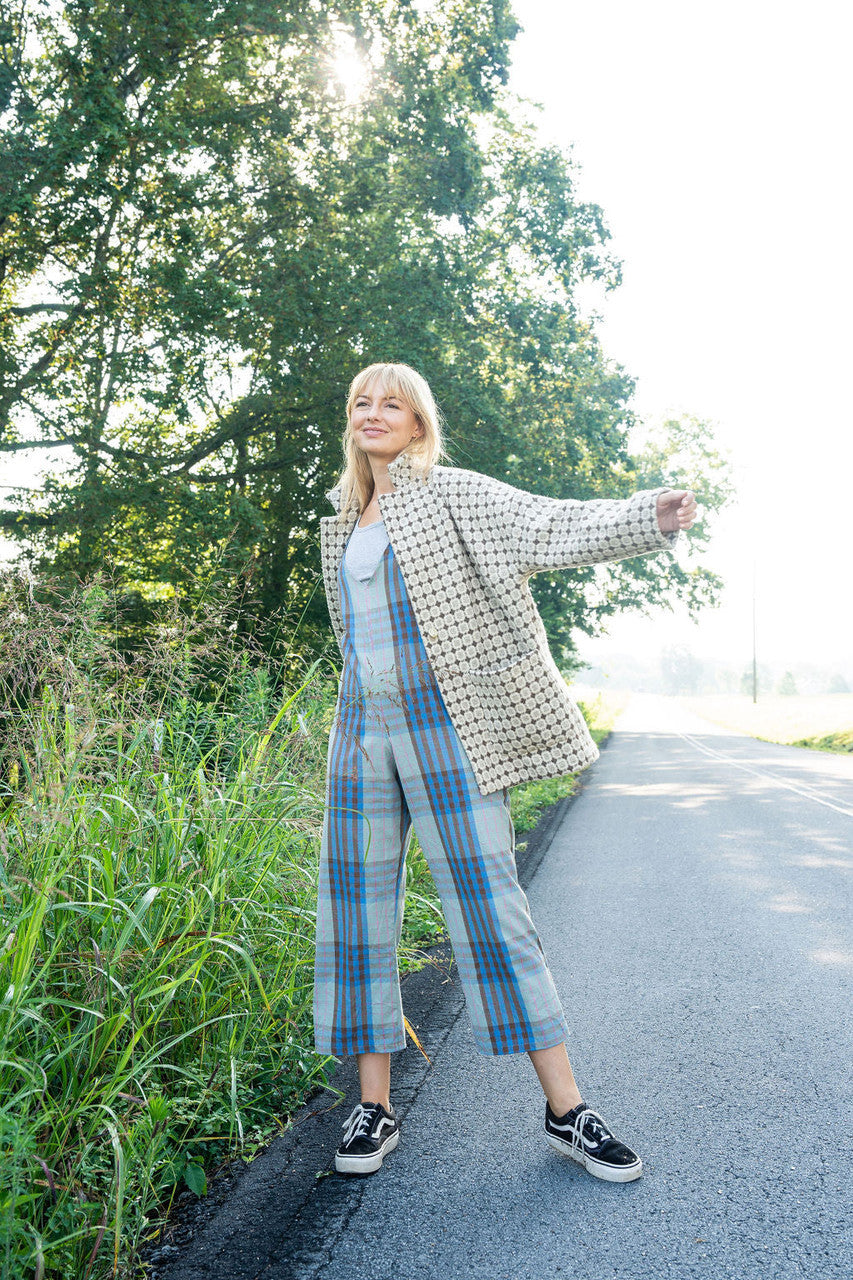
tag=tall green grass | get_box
[0,574,594,1278]
[0,575,449,1278]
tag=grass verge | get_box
[788,729,853,753]
[0,576,622,1279]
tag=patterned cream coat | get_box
[321,449,678,796]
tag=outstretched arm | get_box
[446,470,691,578]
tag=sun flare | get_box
[331,35,370,105]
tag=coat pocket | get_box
[468,649,586,757]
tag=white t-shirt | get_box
[344,518,390,581]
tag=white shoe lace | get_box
[341,1103,379,1146]
[565,1107,612,1157]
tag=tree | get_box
[1,0,730,664]
[741,666,770,698]
[777,670,798,696]
[660,645,703,696]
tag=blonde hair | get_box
[333,362,452,520]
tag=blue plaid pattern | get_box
[313,538,570,1056]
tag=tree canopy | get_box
[0,0,731,666]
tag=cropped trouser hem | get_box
[312,1014,570,1060]
[314,1033,408,1057]
[470,1015,571,1057]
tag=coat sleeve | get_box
[452,471,680,577]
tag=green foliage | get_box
[777,670,798,696]
[575,691,629,744]
[0,568,447,1278]
[557,411,736,663]
[740,667,764,697]
[0,563,634,1273]
[1,1,730,667]
[0,560,633,1275]
[789,729,853,754]
[508,773,578,835]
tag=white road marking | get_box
[677,732,853,820]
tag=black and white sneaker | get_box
[334,1101,400,1174]
[544,1100,643,1183]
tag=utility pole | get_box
[751,556,758,704]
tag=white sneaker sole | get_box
[546,1132,643,1183]
[335,1129,400,1174]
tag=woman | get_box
[314,362,696,1182]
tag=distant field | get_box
[681,694,853,749]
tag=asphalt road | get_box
[159,696,853,1280]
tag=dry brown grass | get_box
[680,694,853,746]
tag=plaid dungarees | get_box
[313,533,570,1057]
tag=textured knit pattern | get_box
[320,451,679,795]
[313,539,570,1057]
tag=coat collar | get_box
[324,449,427,514]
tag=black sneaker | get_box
[334,1101,400,1174]
[544,1100,643,1182]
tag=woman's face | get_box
[350,380,423,462]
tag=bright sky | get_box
[509,0,852,673]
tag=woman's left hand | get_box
[656,489,698,533]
